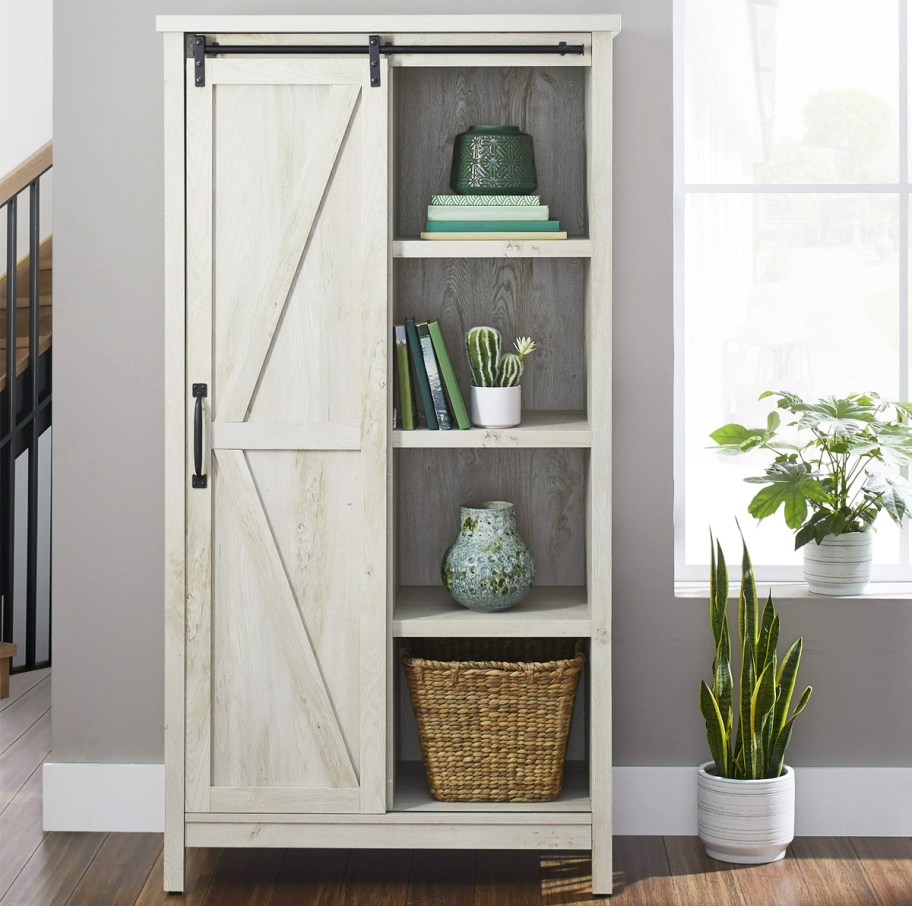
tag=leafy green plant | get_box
[701,534,812,779]
[466,326,537,388]
[711,391,912,549]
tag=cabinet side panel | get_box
[163,31,186,894]
[184,58,214,817]
[587,30,614,898]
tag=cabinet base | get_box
[184,818,591,850]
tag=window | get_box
[676,0,910,578]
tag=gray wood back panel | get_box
[395,66,587,236]
[397,448,587,587]
[395,258,586,411]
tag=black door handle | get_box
[192,383,207,489]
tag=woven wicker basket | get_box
[401,639,585,802]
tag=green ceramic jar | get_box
[449,125,537,195]
[441,501,535,612]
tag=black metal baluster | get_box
[25,180,39,669]
[2,196,17,648]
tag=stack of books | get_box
[394,319,470,431]
[419,194,567,241]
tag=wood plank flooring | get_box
[4,671,912,904]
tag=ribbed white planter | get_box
[803,531,873,596]
[470,385,521,428]
[697,763,795,864]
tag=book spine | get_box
[427,205,550,221]
[405,318,438,430]
[417,322,452,429]
[424,220,561,232]
[394,325,415,430]
[427,320,470,430]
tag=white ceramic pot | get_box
[470,385,521,428]
[803,531,873,596]
[697,762,795,864]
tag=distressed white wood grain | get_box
[244,448,363,788]
[212,449,358,795]
[184,59,214,817]
[393,585,589,637]
[357,58,390,815]
[216,81,358,422]
[155,14,621,33]
[211,422,360,450]
[393,239,592,257]
[163,32,186,893]
[209,58,363,85]
[586,29,615,898]
[186,821,590,849]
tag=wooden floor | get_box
[4,671,912,904]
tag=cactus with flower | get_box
[466,327,538,388]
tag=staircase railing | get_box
[0,142,53,671]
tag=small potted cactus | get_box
[466,326,538,428]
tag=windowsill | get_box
[675,581,912,601]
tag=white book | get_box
[426,205,550,222]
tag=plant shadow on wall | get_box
[698,533,812,865]
[711,391,912,594]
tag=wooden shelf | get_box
[393,410,591,448]
[393,238,593,258]
[393,761,591,813]
[393,585,590,637]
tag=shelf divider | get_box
[393,237,593,258]
[394,585,590,637]
[393,410,591,449]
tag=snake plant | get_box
[701,533,812,779]
[466,327,537,388]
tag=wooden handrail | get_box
[0,142,52,207]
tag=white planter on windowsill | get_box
[470,385,522,428]
[803,531,873,596]
[697,762,795,864]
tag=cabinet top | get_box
[155,14,620,35]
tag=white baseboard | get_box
[41,763,912,836]
[613,766,912,835]
[43,763,164,832]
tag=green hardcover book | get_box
[427,321,470,430]
[424,220,561,232]
[417,322,452,430]
[405,318,438,430]
[394,325,415,430]
[430,194,541,206]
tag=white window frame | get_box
[673,0,912,582]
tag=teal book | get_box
[427,321,470,430]
[417,322,452,430]
[394,325,415,430]
[430,194,541,206]
[405,318,438,430]
[424,220,561,232]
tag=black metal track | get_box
[203,43,584,55]
[193,34,584,86]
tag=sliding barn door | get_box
[183,56,389,815]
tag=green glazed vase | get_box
[441,501,535,612]
[449,125,537,195]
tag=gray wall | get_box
[53,0,912,768]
